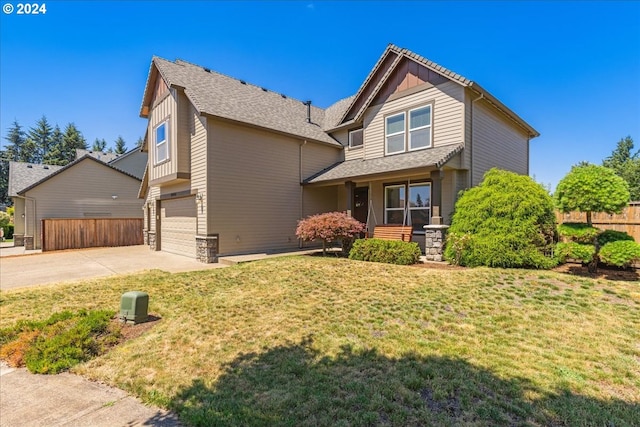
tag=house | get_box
[9,156,144,249]
[139,44,538,262]
[76,147,148,179]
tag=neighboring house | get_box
[9,156,143,249]
[139,44,538,262]
[76,147,148,179]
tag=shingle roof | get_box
[16,156,141,196]
[322,95,356,131]
[304,144,463,184]
[146,58,341,147]
[8,162,64,197]
[76,149,121,163]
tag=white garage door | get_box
[160,197,197,258]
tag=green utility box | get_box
[120,291,149,324]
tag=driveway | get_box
[0,245,226,290]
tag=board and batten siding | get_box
[23,160,143,249]
[190,104,209,236]
[359,81,465,161]
[471,100,529,186]
[148,89,178,182]
[207,119,339,255]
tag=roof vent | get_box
[261,87,268,92]
[281,94,287,99]
[43,166,49,169]
[303,100,312,123]
[239,80,246,85]
[203,67,211,73]
[27,165,33,168]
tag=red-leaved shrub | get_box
[296,211,365,255]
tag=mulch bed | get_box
[552,263,639,282]
[114,314,162,342]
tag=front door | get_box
[353,187,368,226]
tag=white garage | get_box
[160,196,197,258]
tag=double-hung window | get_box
[155,121,169,163]
[384,182,431,232]
[385,104,432,154]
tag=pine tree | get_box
[43,126,64,165]
[28,116,53,163]
[3,120,26,161]
[18,138,38,163]
[136,136,144,148]
[603,136,640,201]
[92,138,107,152]
[62,123,87,164]
[114,136,127,154]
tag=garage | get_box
[160,196,197,258]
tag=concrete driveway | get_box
[0,245,226,290]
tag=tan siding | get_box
[363,81,464,160]
[301,142,342,180]
[146,186,160,233]
[110,151,147,178]
[471,100,529,185]
[24,160,143,249]
[190,105,208,235]
[148,89,177,182]
[12,198,25,234]
[208,119,304,255]
[303,187,338,218]
[176,92,191,175]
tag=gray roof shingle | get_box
[75,149,121,163]
[304,144,463,184]
[151,58,341,146]
[8,162,64,197]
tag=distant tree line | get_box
[0,115,143,205]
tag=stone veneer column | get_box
[24,236,34,250]
[143,230,149,246]
[423,224,449,262]
[14,234,24,247]
[148,232,157,251]
[196,235,218,263]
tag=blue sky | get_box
[1,1,638,190]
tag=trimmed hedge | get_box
[557,223,599,244]
[555,242,595,264]
[597,229,634,246]
[349,238,421,265]
[599,240,640,268]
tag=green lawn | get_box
[1,257,639,426]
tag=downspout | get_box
[470,92,484,187]
[299,140,307,248]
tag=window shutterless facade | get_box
[384,182,431,232]
[385,104,432,154]
[155,121,169,164]
[348,128,364,149]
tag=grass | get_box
[1,257,639,426]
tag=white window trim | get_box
[154,120,169,165]
[409,182,432,233]
[348,128,364,149]
[385,112,406,155]
[408,105,433,152]
[384,184,406,224]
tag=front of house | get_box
[139,44,539,262]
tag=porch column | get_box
[430,169,443,225]
[345,181,355,216]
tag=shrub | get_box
[349,238,421,265]
[597,229,634,246]
[599,241,640,268]
[443,169,557,269]
[555,242,596,264]
[0,211,9,227]
[557,223,599,244]
[296,212,365,255]
[2,224,14,239]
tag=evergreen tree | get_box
[62,123,87,164]
[3,120,26,161]
[136,136,144,148]
[0,159,8,205]
[28,115,53,163]
[114,136,127,154]
[18,138,38,163]
[602,136,640,201]
[92,138,107,152]
[43,125,64,165]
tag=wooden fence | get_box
[555,202,640,241]
[41,218,143,252]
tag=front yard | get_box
[1,257,639,426]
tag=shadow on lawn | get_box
[161,337,639,426]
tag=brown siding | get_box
[471,100,529,185]
[42,218,143,251]
[24,160,143,249]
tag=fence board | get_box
[555,203,640,242]
[42,218,143,251]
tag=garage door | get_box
[160,197,197,258]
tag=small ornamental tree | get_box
[296,211,365,256]
[555,164,630,272]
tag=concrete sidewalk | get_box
[0,362,181,426]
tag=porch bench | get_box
[372,225,413,242]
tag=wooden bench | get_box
[372,225,413,242]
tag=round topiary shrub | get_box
[597,229,635,247]
[444,169,557,269]
[598,240,640,268]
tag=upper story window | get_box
[348,128,363,149]
[155,121,169,164]
[385,104,432,155]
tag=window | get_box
[384,182,431,232]
[385,104,432,154]
[349,128,363,148]
[385,113,405,154]
[409,106,432,150]
[155,121,169,163]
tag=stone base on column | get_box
[143,230,149,245]
[423,224,449,262]
[196,235,219,263]
[24,235,34,250]
[148,232,157,251]
[14,234,24,247]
